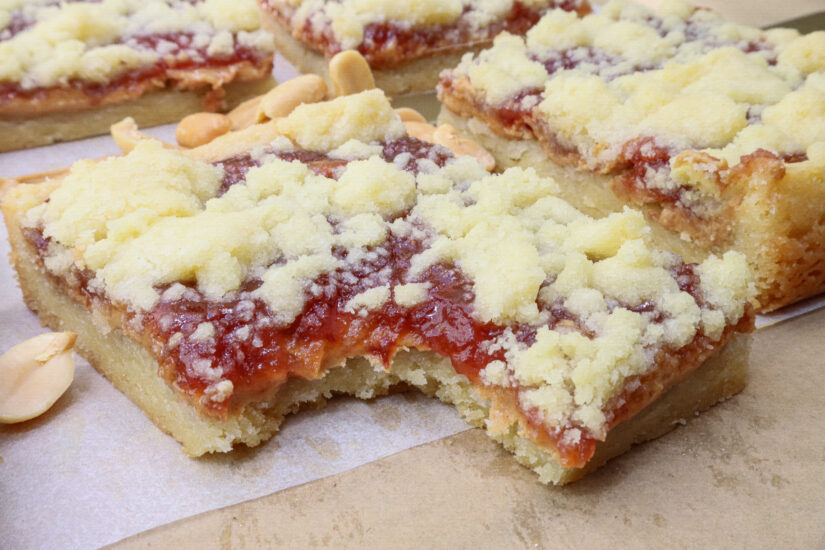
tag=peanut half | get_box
[395,107,427,123]
[227,95,263,130]
[403,121,437,143]
[403,121,496,171]
[111,117,182,153]
[329,50,375,97]
[0,332,77,424]
[432,123,496,171]
[256,74,328,123]
[176,112,233,148]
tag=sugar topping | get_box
[30,89,752,439]
[0,0,274,89]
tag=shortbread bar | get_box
[438,0,825,312]
[255,0,590,95]
[0,0,276,151]
[3,90,753,484]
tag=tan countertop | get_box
[109,1,825,548]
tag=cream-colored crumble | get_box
[393,283,430,307]
[480,360,509,387]
[283,0,574,51]
[332,156,417,218]
[448,0,825,181]
[696,251,752,322]
[190,322,216,342]
[462,34,548,105]
[276,90,405,152]
[31,88,751,442]
[344,285,391,315]
[328,139,385,160]
[0,0,273,89]
[204,379,234,403]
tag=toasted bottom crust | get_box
[438,108,825,313]
[263,15,478,97]
[0,78,275,153]
[3,182,748,485]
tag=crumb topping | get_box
[0,0,274,89]
[275,89,406,151]
[29,89,752,445]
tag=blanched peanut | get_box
[395,107,427,123]
[176,112,232,148]
[110,117,149,153]
[403,121,437,143]
[227,95,263,130]
[403,120,496,171]
[432,124,496,171]
[0,332,76,424]
[329,50,375,96]
[256,75,328,122]
[111,117,181,153]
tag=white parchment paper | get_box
[1,55,823,550]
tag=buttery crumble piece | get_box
[6,89,753,482]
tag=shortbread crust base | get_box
[438,108,825,313]
[3,181,748,485]
[0,78,276,153]
[262,14,478,97]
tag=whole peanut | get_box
[329,50,376,96]
[395,108,427,123]
[228,96,263,130]
[256,75,328,122]
[432,124,496,171]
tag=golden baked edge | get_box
[0,78,275,153]
[2,178,749,485]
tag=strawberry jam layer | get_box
[261,0,589,69]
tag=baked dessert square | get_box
[255,0,590,96]
[438,0,825,312]
[0,0,277,152]
[3,90,753,484]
